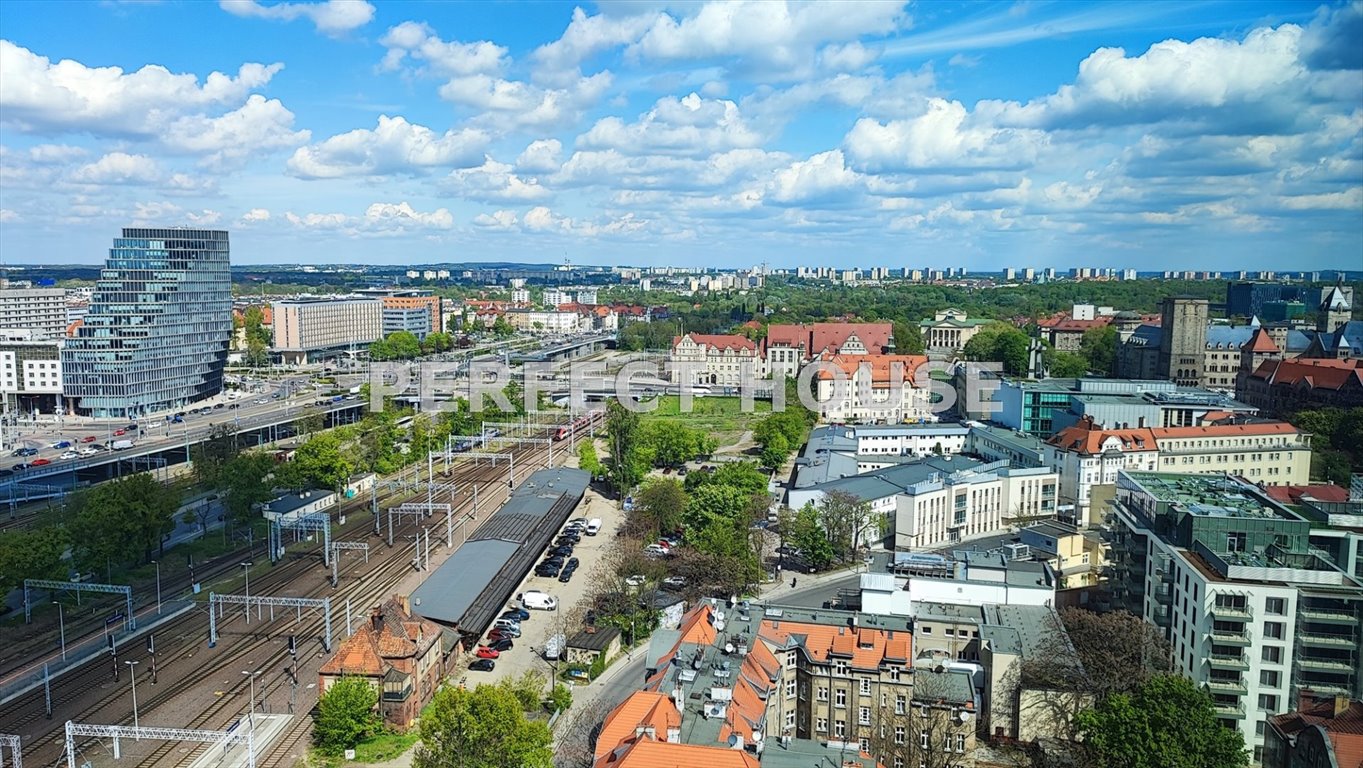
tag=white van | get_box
[585,518,602,536]
[520,590,558,611]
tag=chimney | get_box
[1335,695,1351,718]
[397,594,411,615]
[1138,416,1146,428]
[370,607,383,632]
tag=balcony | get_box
[1208,653,1250,670]
[1209,629,1252,646]
[1153,585,1172,604]
[1295,657,1355,673]
[1299,608,1358,624]
[1205,679,1248,695]
[1213,703,1247,719]
[1208,603,1253,621]
[1297,633,1358,648]
[1295,682,1351,696]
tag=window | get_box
[785,711,795,729]
[836,689,847,708]
[818,686,828,702]
[1261,670,1280,687]
[920,730,929,749]
[1256,721,1266,737]
[834,720,846,738]
[816,717,828,733]
[1263,621,1284,640]
[860,678,871,696]
[921,626,932,634]
[1258,694,1279,713]
[956,733,966,752]
[1262,646,1282,664]
[1265,597,1286,615]
[835,661,849,675]
[894,725,906,745]
[893,759,904,768]
[859,706,870,725]
[896,694,907,714]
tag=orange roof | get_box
[320,596,441,677]
[813,354,930,383]
[1153,422,1302,440]
[65,318,83,336]
[671,334,757,352]
[1242,327,1280,353]
[677,603,718,646]
[1047,418,1157,455]
[595,692,683,763]
[759,620,911,672]
[596,739,760,768]
[319,623,386,677]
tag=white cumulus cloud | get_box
[70,152,161,184]
[163,94,311,167]
[379,21,507,76]
[287,115,489,178]
[516,139,563,173]
[845,98,1046,172]
[219,0,374,35]
[578,92,762,157]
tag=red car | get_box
[474,645,500,659]
[113,429,126,436]
[80,435,96,443]
[31,458,51,466]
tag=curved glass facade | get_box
[62,228,232,418]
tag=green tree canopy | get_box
[961,322,1033,376]
[0,526,69,593]
[68,473,181,571]
[781,504,834,569]
[605,399,646,495]
[633,477,688,537]
[1075,675,1248,768]
[892,319,926,355]
[313,677,382,756]
[278,432,352,491]
[1080,325,1118,376]
[413,683,553,768]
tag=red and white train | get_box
[553,409,606,441]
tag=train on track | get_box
[553,409,605,441]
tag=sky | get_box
[1,0,1361,270]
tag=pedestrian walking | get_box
[791,577,797,588]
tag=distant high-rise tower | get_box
[62,228,232,418]
[1157,296,1209,386]
[1317,278,1353,333]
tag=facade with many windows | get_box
[271,298,383,364]
[0,287,67,338]
[62,228,232,418]
[1105,471,1363,763]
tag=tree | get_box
[68,473,181,571]
[868,670,975,768]
[191,423,238,490]
[1075,675,1248,768]
[1046,350,1089,378]
[759,431,788,469]
[632,478,687,538]
[577,441,602,478]
[1079,325,1118,376]
[782,503,834,569]
[818,489,875,562]
[222,452,276,526]
[604,399,645,496]
[313,677,382,756]
[414,683,553,768]
[278,432,352,491]
[0,526,69,593]
[962,322,1032,376]
[893,319,926,355]
[491,315,515,338]
[244,340,270,368]
[1056,608,1171,699]
[639,421,713,468]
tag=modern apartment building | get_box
[1105,471,1363,763]
[1044,417,1313,525]
[271,298,383,365]
[503,308,588,334]
[357,288,443,337]
[0,338,63,417]
[0,287,67,338]
[62,228,232,417]
[382,306,431,339]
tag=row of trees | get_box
[1292,406,1363,485]
[369,330,457,361]
[775,489,876,570]
[600,400,716,496]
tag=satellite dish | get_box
[752,731,764,743]
[957,710,972,723]
[727,735,740,748]
[724,643,735,654]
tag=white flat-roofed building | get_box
[0,287,67,338]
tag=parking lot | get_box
[453,476,627,688]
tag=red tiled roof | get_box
[759,620,912,672]
[1260,484,1351,504]
[671,334,757,352]
[1040,317,1112,332]
[1047,417,1303,455]
[1154,422,1302,439]
[319,596,441,677]
[764,322,893,356]
[1242,328,1281,353]
[1250,358,1363,392]
[595,692,683,764]
[813,354,930,383]
[596,739,760,768]
[1267,695,1363,768]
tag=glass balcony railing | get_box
[1207,653,1250,670]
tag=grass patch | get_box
[641,396,771,448]
[352,730,421,763]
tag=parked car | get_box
[80,435,96,443]
[492,619,521,633]
[469,658,496,672]
[475,645,500,659]
[520,591,558,610]
[558,567,576,583]
[487,637,514,652]
[59,451,79,460]
[624,575,646,588]
[549,545,574,558]
[585,518,603,536]
[662,576,688,590]
[51,441,71,449]
[500,608,530,622]
[644,544,669,557]
[535,564,562,579]
[30,458,51,466]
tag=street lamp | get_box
[53,601,66,661]
[125,660,141,735]
[151,560,161,614]
[242,669,262,727]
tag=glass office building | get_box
[62,228,232,418]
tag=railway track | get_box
[11,427,564,768]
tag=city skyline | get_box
[1,0,1361,269]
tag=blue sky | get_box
[1,0,1360,269]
